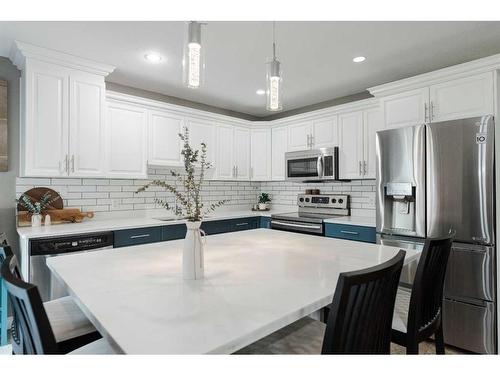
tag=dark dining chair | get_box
[1,255,115,354]
[236,250,406,354]
[391,234,454,354]
[0,245,102,354]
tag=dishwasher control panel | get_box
[30,232,114,256]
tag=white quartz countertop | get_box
[17,207,294,240]
[323,215,376,227]
[47,229,418,354]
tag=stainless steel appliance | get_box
[30,232,114,302]
[271,193,349,235]
[285,147,339,182]
[376,115,496,354]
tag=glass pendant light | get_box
[183,21,206,89]
[266,21,283,111]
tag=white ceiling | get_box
[1,21,500,117]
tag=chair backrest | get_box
[0,233,8,246]
[321,250,406,354]
[407,234,454,339]
[1,255,58,354]
[0,245,22,279]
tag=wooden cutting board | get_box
[17,187,63,211]
[17,209,94,226]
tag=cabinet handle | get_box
[130,234,150,239]
[340,230,359,235]
[64,155,69,173]
[424,103,428,122]
[430,101,435,121]
[236,166,238,178]
[71,155,75,173]
[236,222,249,226]
[310,134,314,148]
[359,161,362,176]
[363,161,367,175]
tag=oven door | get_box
[271,219,324,235]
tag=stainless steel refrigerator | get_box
[375,115,496,354]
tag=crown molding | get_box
[9,40,115,77]
[368,53,500,97]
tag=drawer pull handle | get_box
[130,234,151,239]
[340,230,359,235]
[236,223,249,226]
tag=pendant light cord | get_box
[272,21,276,60]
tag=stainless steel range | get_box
[271,194,350,235]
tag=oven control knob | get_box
[305,198,310,203]
[338,198,344,204]
[331,198,337,204]
[299,197,304,202]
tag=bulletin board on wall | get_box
[0,79,6,172]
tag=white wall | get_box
[0,57,20,252]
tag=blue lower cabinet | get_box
[114,226,162,248]
[161,224,187,241]
[324,223,376,243]
[201,220,231,235]
[260,216,272,229]
[229,217,259,232]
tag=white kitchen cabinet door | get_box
[107,101,148,178]
[148,110,183,167]
[215,124,234,180]
[338,111,364,180]
[429,72,494,122]
[23,61,70,177]
[186,117,216,166]
[68,73,106,177]
[250,128,272,181]
[234,127,251,180]
[287,122,312,151]
[381,88,429,128]
[363,107,384,179]
[271,126,288,181]
[312,116,338,148]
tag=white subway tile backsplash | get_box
[51,178,81,185]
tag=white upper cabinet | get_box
[311,116,338,148]
[186,117,216,166]
[287,122,312,151]
[271,126,288,181]
[380,88,429,129]
[363,107,385,179]
[338,111,364,179]
[250,128,272,181]
[106,100,148,179]
[215,124,235,180]
[233,127,251,180]
[13,42,115,178]
[23,60,70,177]
[148,110,183,167]
[429,72,494,122]
[69,72,106,177]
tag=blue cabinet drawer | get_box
[325,223,376,243]
[201,220,230,235]
[114,226,162,248]
[260,216,272,229]
[161,224,187,241]
[230,217,259,232]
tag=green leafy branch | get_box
[16,191,58,214]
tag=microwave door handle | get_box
[317,156,323,179]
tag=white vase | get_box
[31,213,42,227]
[258,203,268,210]
[183,221,205,280]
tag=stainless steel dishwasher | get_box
[29,232,114,302]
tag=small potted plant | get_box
[258,193,271,210]
[17,191,58,227]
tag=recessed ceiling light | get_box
[144,53,163,63]
[353,56,366,63]
[256,89,266,95]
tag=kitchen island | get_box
[47,229,417,354]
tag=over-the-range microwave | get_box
[285,147,339,182]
